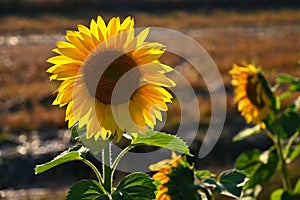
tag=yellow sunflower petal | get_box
[47,16,175,141]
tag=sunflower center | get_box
[82,49,140,105]
[246,76,265,108]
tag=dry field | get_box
[0,10,299,132]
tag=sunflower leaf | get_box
[235,149,278,189]
[202,170,247,198]
[268,97,300,138]
[131,130,192,156]
[66,180,108,200]
[233,125,262,142]
[34,144,88,174]
[294,179,300,194]
[271,188,300,200]
[217,169,248,198]
[195,170,215,180]
[287,141,300,163]
[277,75,300,92]
[112,172,156,200]
[271,188,285,200]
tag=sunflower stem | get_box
[82,159,106,193]
[102,142,112,193]
[266,130,292,190]
[111,145,134,178]
[274,135,292,190]
[285,131,299,159]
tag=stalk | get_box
[102,142,113,193]
[82,159,107,193]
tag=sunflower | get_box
[47,16,175,141]
[149,152,182,200]
[230,63,274,126]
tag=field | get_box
[0,8,300,199]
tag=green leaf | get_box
[278,112,300,137]
[202,178,221,193]
[269,97,300,138]
[288,96,300,114]
[233,125,261,142]
[241,184,262,199]
[276,75,300,100]
[112,172,156,200]
[271,188,300,200]
[66,180,108,200]
[35,144,88,174]
[277,75,300,91]
[294,178,300,194]
[235,149,278,189]
[197,190,211,200]
[271,189,284,200]
[131,130,192,156]
[218,169,248,198]
[287,142,300,163]
[277,74,295,83]
[195,170,215,180]
[203,170,247,198]
[279,91,292,101]
[282,192,300,200]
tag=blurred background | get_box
[0,0,300,199]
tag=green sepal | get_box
[72,124,110,154]
[257,71,278,114]
[131,130,192,156]
[112,172,156,200]
[34,144,88,174]
[235,149,278,189]
[66,180,108,200]
[71,124,80,141]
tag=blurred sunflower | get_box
[47,16,175,141]
[149,152,183,200]
[230,63,275,127]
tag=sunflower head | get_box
[149,152,195,200]
[47,16,175,142]
[229,63,276,127]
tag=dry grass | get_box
[135,9,300,29]
[0,10,299,132]
[1,9,300,33]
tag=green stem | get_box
[82,159,107,193]
[285,131,299,159]
[265,130,291,190]
[103,142,112,193]
[111,145,134,178]
[274,135,292,190]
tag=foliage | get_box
[233,72,300,199]
[36,125,248,199]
